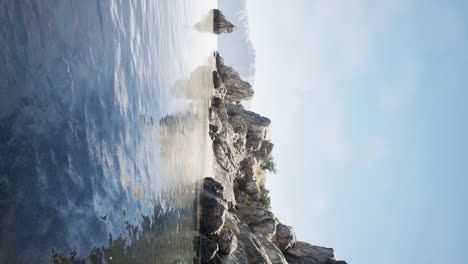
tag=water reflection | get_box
[0,0,215,263]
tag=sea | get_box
[0,0,216,263]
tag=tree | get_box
[261,156,277,174]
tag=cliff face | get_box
[199,50,347,263]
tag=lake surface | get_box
[0,0,216,263]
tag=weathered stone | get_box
[284,242,336,264]
[201,235,219,263]
[201,178,228,236]
[274,224,297,252]
[237,206,278,240]
[216,229,238,255]
[213,9,237,34]
[216,53,254,102]
[257,235,289,264]
[226,103,271,151]
[218,212,272,264]
[213,71,223,89]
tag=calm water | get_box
[0,0,216,263]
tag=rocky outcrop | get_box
[284,242,336,264]
[216,53,254,103]
[213,9,237,34]
[275,224,297,252]
[200,49,348,263]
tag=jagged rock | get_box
[226,103,271,151]
[201,178,228,236]
[237,206,279,240]
[239,156,257,180]
[213,71,227,99]
[254,140,274,162]
[201,235,219,263]
[274,224,297,252]
[257,235,289,264]
[336,261,348,264]
[284,242,337,264]
[216,229,238,255]
[216,53,254,102]
[213,71,223,89]
[218,213,272,264]
[213,9,237,34]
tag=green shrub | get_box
[259,184,271,209]
[244,196,255,207]
[261,156,277,174]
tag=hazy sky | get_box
[244,0,468,263]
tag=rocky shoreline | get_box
[199,10,348,264]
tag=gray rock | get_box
[216,229,238,255]
[201,178,228,236]
[237,206,278,240]
[213,9,237,34]
[219,212,272,264]
[336,261,348,264]
[284,242,336,264]
[274,224,297,252]
[226,104,271,151]
[201,235,219,263]
[256,235,289,264]
[216,53,254,102]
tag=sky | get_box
[232,0,468,263]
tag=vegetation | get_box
[261,156,277,174]
[244,196,255,207]
[259,184,271,209]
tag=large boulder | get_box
[216,229,238,255]
[256,235,289,264]
[284,242,337,264]
[201,235,219,263]
[218,213,272,264]
[213,9,237,34]
[216,53,254,102]
[237,206,279,240]
[274,224,297,252]
[201,178,228,235]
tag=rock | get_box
[254,140,274,162]
[226,104,271,151]
[213,9,237,34]
[216,229,238,255]
[284,242,336,264]
[237,206,279,240]
[274,224,297,252]
[239,156,257,180]
[212,71,227,99]
[201,178,228,236]
[216,53,254,102]
[336,261,348,264]
[201,235,219,263]
[257,235,289,264]
[213,71,223,89]
[218,213,272,264]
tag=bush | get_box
[244,196,255,207]
[261,156,277,174]
[259,184,271,209]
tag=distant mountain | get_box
[218,0,256,84]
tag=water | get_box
[0,0,216,263]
